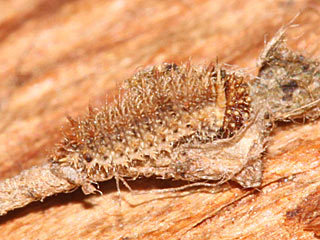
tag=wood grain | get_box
[1,0,320,239]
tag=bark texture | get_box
[1,0,320,239]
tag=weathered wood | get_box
[1,0,320,239]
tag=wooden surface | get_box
[1,0,320,239]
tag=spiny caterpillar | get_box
[51,62,259,195]
[0,27,320,216]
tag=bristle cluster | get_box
[51,63,251,183]
[221,71,252,137]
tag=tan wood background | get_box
[1,0,320,239]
